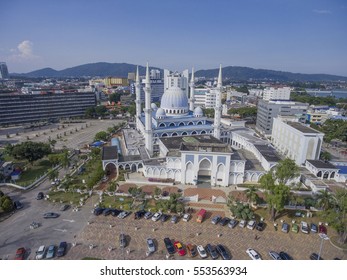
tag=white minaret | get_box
[189,67,195,111]
[144,62,153,156]
[135,66,141,129]
[213,64,222,139]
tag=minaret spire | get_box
[135,66,141,126]
[189,67,195,111]
[144,62,153,156]
[213,64,222,139]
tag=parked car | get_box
[103,208,113,216]
[211,215,221,225]
[279,251,293,260]
[310,223,318,233]
[174,241,186,256]
[46,245,55,259]
[15,247,26,260]
[119,234,127,248]
[197,245,207,259]
[281,223,289,233]
[182,213,191,222]
[152,212,162,222]
[269,251,281,260]
[111,209,122,217]
[30,221,40,229]
[239,219,246,228]
[319,224,327,234]
[118,211,131,219]
[228,219,238,228]
[36,192,44,200]
[216,244,231,260]
[171,215,179,224]
[14,201,23,210]
[43,212,60,219]
[60,204,70,211]
[161,214,170,222]
[206,244,219,259]
[146,238,156,253]
[300,221,309,234]
[163,238,175,255]
[292,223,299,233]
[35,245,46,260]
[247,220,256,230]
[256,221,266,231]
[57,241,67,257]
[93,207,104,216]
[246,248,262,260]
[134,210,146,219]
[187,244,197,257]
[219,217,230,226]
[310,253,323,260]
[144,212,153,220]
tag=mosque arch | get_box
[160,168,166,178]
[197,121,203,125]
[174,158,181,168]
[154,168,160,176]
[147,167,153,176]
[167,169,174,179]
[201,130,206,134]
[174,170,181,182]
[317,171,322,178]
[162,133,168,137]
[185,162,194,184]
[216,164,225,183]
[191,131,197,135]
[159,123,166,128]
[182,132,188,136]
[179,122,185,126]
[197,158,212,183]
[169,123,175,127]
[188,122,194,126]
[172,132,178,136]
[330,171,335,179]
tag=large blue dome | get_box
[160,87,189,116]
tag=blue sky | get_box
[1,0,346,76]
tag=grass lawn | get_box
[100,196,133,210]
[15,159,52,186]
[48,191,87,205]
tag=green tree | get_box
[109,93,121,103]
[85,107,96,118]
[316,189,335,211]
[9,142,51,163]
[60,150,70,169]
[48,168,59,182]
[95,105,107,116]
[230,202,254,220]
[94,131,109,142]
[154,187,162,197]
[275,158,299,185]
[320,151,332,161]
[202,108,215,118]
[235,86,249,94]
[1,196,13,212]
[245,186,259,206]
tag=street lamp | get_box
[318,233,329,260]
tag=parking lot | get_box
[59,210,346,260]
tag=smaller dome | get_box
[194,106,204,117]
[151,103,158,110]
[156,108,166,119]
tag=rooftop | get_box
[306,160,339,170]
[287,122,321,134]
[102,146,118,161]
[254,144,281,162]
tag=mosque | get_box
[102,63,280,187]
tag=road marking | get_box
[53,229,67,232]
[63,219,75,223]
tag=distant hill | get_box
[195,66,347,82]
[11,62,347,82]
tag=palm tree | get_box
[245,186,259,207]
[48,168,59,182]
[316,189,335,211]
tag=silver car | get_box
[146,238,156,253]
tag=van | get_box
[196,209,206,223]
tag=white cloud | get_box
[313,9,332,14]
[9,40,39,61]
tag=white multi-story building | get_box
[263,87,291,101]
[271,116,324,166]
[193,88,216,108]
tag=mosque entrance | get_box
[197,159,211,185]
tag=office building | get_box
[0,62,9,79]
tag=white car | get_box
[152,212,162,222]
[239,219,246,228]
[300,221,309,234]
[247,220,256,230]
[117,211,130,219]
[35,245,46,260]
[246,248,262,260]
[146,238,156,253]
[197,245,207,259]
[182,213,191,222]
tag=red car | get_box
[319,224,327,234]
[174,241,186,256]
[15,247,26,260]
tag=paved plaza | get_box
[61,211,346,260]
